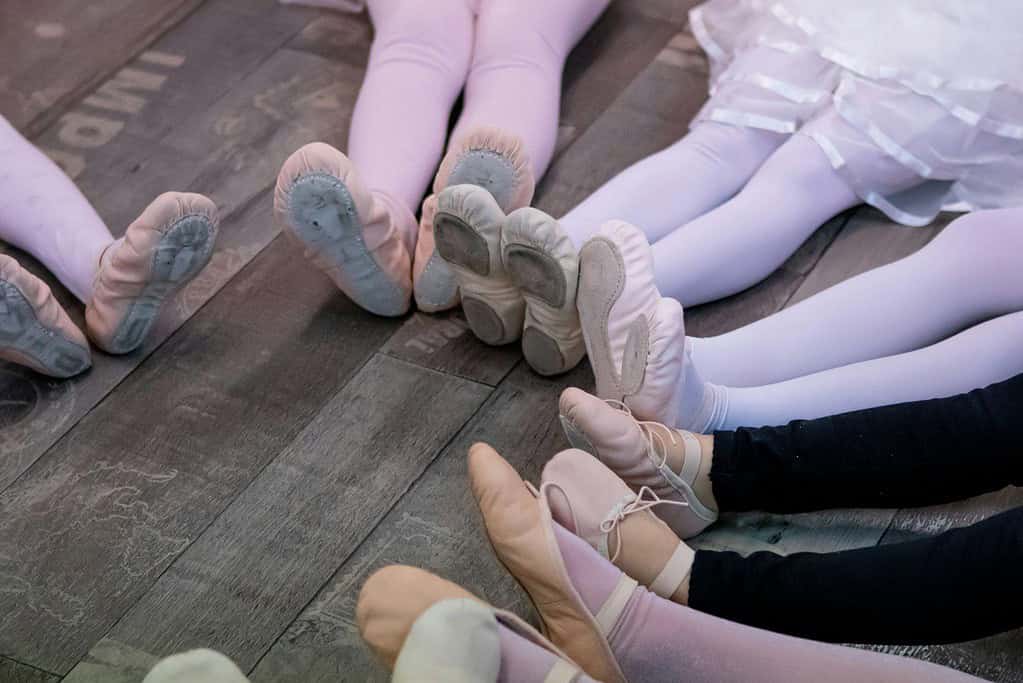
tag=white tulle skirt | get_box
[690,0,1023,226]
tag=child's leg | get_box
[560,122,786,248]
[0,116,113,303]
[651,131,908,306]
[690,507,1023,645]
[693,207,1023,387]
[348,0,475,213]
[716,311,1023,430]
[448,0,610,181]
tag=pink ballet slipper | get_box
[412,194,460,313]
[542,448,695,600]
[275,142,414,317]
[468,442,629,683]
[86,192,218,354]
[501,208,585,376]
[418,127,536,319]
[558,387,718,538]
[0,254,91,377]
[358,565,585,682]
[143,649,248,683]
[576,221,686,423]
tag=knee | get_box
[370,2,474,80]
[471,11,562,74]
[675,123,784,173]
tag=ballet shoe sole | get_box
[107,214,215,354]
[577,238,627,399]
[285,173,408,317]
[0,281,91,377]
[504,240,584,377]
[434,209,522,346]
[447,150,518,211]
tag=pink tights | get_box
[545,524,984,682]
[349,0,609,230]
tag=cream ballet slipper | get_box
[542,448,696,602]
[501,208,585,376]
[0,254,91,377]
[86,192,218,354]
[143,649,248,683]
[434,185,524,345]
[558,387,718,539]
[275,142,414,317]
[416,127,536,315]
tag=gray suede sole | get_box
[0,281,90,377]
[108,214,215,354]
[286,173,406,316]
[576,237,626,399]
[505,244,573,376]
[448,150,517,210]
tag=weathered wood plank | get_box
[249,360,592,681]
[1,45,368,492]
[0,0,204,136]
[0,656,58,683]
[63,354,490,679]
[0,234,399,674]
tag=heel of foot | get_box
[0,281,90,377]
[522,326,569,376]
[448,151,518,211]
[286,173,409,316]
[462,296,514,345]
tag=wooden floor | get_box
[1,2,1020,681]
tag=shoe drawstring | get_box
[603,399,680,474]
[600,486,689,563]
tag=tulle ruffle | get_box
[689,0,1023,225]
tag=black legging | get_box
[688,374,1023,645]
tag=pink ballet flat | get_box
[275,142,414,317]
[421,127,536,321]
[542,448,695,601]
[558,387,718,539]
[86,192,218,354]
[0,254,91,377]
[576,221,686,424]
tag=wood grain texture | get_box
[0,656,58,683]
[64,354,489,678]
[249,360,593,681]
[0,0,204,136]
[1,41,368,492]
[0,236,399,674]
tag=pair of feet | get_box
[0,193,219,378]
[273,127,535,319]
[358,393,721,682]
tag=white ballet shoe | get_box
[501,208,585,376]
[143,649,248,683]
[433,185,524,345]
[576,221,686,425]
